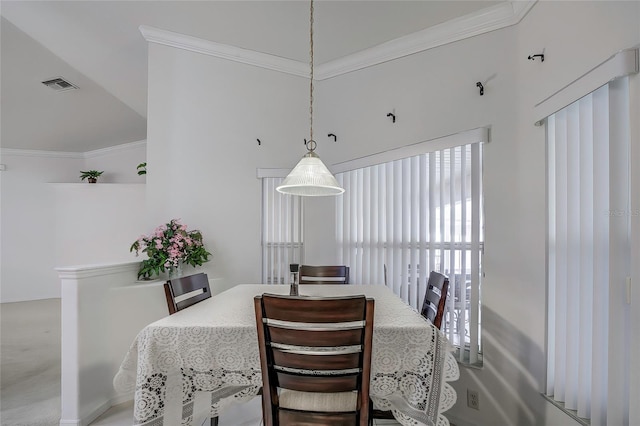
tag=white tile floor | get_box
[89,396,401,425]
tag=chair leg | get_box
[210,416,219,426]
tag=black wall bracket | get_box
[476,82,484,96]
[387,112,396,123]
[328,133,337,142]
[528,53,545,62]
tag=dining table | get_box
[113,284,459,426]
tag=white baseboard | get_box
[59,398,113,426]
[110,393,134,407]
[446,414,478,426]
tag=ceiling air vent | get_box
[41,77,78,92]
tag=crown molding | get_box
[317,1,537,79]
[139,25,308,78]
[1,140,147,159]
[139,1,536,80]
[0,148,83,159]
[83,140,147,158]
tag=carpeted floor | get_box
[1,298,61,426]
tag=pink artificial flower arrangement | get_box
[130,218,211,279]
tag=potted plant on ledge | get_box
[79,170,104,183]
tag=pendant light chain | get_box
[308,0,315,151]
[275,0,344,196]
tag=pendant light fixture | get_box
[276,0,344,197]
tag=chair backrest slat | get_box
[275,372,360,393]
[299,265,350,284]
[164,273,211,315]
[268,327,364,347]
[280,410,357,425]
[272,350,361,371]
[262,295,363,322]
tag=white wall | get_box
[513,4,640,425]
[332,3,637,425]
[315,19,534,426]
[146,44,311,291]
[52,183,145,267]
[631,2,640,420]
[1,152,81,302]
[0,143,146,302]
[144,1,639,425]
[311,2,639,425]
[58,262,169,425]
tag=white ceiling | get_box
[0,1,502,153]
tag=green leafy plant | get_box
[79,170,104,183]
[130,218,212,280]
[137,162,147,176]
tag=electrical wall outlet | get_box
[467,389,480,410]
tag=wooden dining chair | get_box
[420,271,450,330]
[372,270,449,421]
[164,272,212,315]
[164,273,218,426]
[299,265,350,284]
[254,293,374,426]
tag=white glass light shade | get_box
[276,151,344,196]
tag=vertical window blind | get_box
[335,134,484,364]
[546,77,631,425]
[261,177,303,284]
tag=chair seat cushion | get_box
[279,390,358,412]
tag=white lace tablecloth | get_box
[114,284,459,426]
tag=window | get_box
[546,77,632,425]
[261,177,303,284]
[335,129,485,365]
